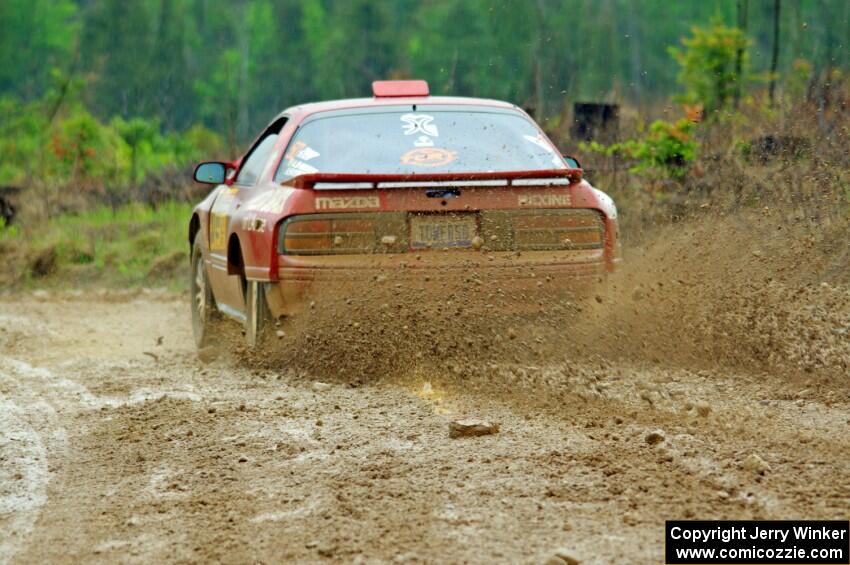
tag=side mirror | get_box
[193,161,228,185]
[563,155,583,183]
[562,155,582,169]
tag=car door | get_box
[206,130,281,318]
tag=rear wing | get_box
[282,168,583,190]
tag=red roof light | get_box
[372,80,430,98]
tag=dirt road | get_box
[0,282,847,564]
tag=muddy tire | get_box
[190,237,224,351]
[245,280,272,349]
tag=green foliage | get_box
[734,138,753,160]
[0,0,848,190]
[0,97,48,185]
[193,48,243,151]
[0,93,223,189]
[2,0,850,144]
[0,216,19,240]
[785,59,813,101]
[112,117,222,182]
[0,0,78,97]
[582,118,698,180]
[51,109,127,186]
[669,21,751,113]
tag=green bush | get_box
[0,92,223,191]
[581,118,698,181]
[0,216,19,240]
[0,96,49,185]
[51,109,127,186]
[669,21,751,113]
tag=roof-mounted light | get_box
[372,80,430,98]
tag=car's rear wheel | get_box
[245,280,272,349]
[190,237,224,351]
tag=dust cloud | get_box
[248,206,849,396]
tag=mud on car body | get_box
[189,80,621,350]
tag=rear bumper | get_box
[266,250,615,317]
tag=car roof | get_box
[275,95,521,123]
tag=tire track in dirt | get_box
[0,359,71,565]
[0,396,48,565]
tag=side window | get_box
[234,133,278,186]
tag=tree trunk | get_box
[234,3,251,146]
[734,0,748,108]
[237,32,251,145]
[768,0,781,107]
[532,0,547,120]
[625,0,643,105]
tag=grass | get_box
[0,201,193,290]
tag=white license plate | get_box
[410,215,477,249]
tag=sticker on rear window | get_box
[524,133,563,167]
[285,141,320,161]
[523,133,552,151]
[283,159,318,177]
[299,146,320,160]
[400,147,457,167]
[401,114,439,137]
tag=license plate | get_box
[410,215,477,249]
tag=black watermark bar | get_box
[666,520,849,564]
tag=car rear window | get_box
[274,108,565,181]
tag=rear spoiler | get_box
[283,168,583,190]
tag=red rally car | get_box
[189,80,620,350]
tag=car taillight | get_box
[482,209,605,251]
[280,213,406,255]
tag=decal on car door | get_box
[209,188,237,252]
[246,190,290,213]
